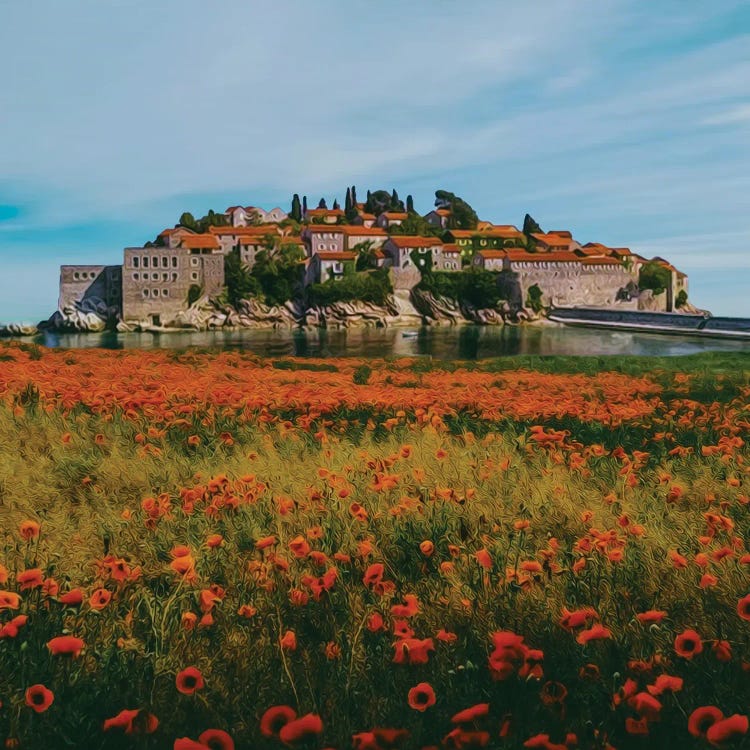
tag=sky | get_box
[1,0,749,323]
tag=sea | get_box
[28,324,750,359]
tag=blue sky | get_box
[1,0,749,322]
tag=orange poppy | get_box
[0,591,22,610]
[19,520,40,541]
[175,666,204,695]
[17,568,43,590]
[89,588,112,610]
[280,630,297,651]
[419,540,434,557]
[25,684,54,713]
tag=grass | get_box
[0,342,747,749]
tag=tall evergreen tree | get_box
[290,194,302,222]
[333,198,340,210]
[406,194,414,213]
[523,214,543,236]
[302,195,308,215]
[317,197,327,209]
[390,189,400,211]
[345,187,352,213]
[365,190,374,214]
[351,185,358,207]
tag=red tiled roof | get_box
[158,227,195,237]
[356,212,376,220]
[179,234,221,250]
[387,236,443,249]
[380,212,408,220]
[448,227,524,239]
[304,225,345,234]
[316,251,356,260]
[548,230,573,238]
[581,257,621,266]
[209,225,278,236]
[476,250,508,260]
[442,243,460,254]
[306,208,345,217]
[531,232,577,246]
[506,250,581,263]
[341,226,387,236]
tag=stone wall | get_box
[511,262,637,309]
[59,265,122,314]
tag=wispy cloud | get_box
[701,103,750,126]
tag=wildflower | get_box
[363,563,384,587]
[647,674,683,695]
[475,548,493,570]
[280,630,297,651]
[278,713,323,744]
[367,612,384,632]
[198,729,235,750]
[576,624,611,645]
[176,666,204,695]
[688,706,724,738]
[451,703,490,724]
[47,635,84,657]
[0,591,22,610]
[206,534,223,548]
[25,684,54,713]
[674,629,703,659]
[706,714,748,747]
[407,682,436,712]
[17,568,43,590]
[19,520,40,540]
[419,540,434,557]
[260,706,297,738]
[392,637,435,665]
[737,594,750,622]
[712,640,732,662]
[89,588,112,610]
[635,610,666,625]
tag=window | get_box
[318,243,325,250]
[153,288,159,297]
[163,289,169,297]
[162,273,169,281]
[133,257,139,268]
[143,289,149,298]
[152,273,159,280]
[162,256,168,268]
[73,272,80,280]
[329,243,336,250]
[133,273,139,281]
[191,272,198,281]
[191,258,199,266]
[171,257,178,267]
[333,262,343,274]
[171,273,178,281]
[143,257,149,268]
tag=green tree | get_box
[290,194,302,222]
[675,289,688,308]
[351,185,358,207]
[308,267,392,307]
[179,212,197,231]
[187,284,203,306]
[406,194,414,213]
[333,198,340,210]
[223,249,260,308]
[365,189,397,216]
[526,283,544,312]
[434,191,478,230]
[317,197,327,209]
[353,240,378,271]
[638,262,672,295]
[523,214,543,236]
[345,188,352,214]
[388,213,442,237]
[251,243,306,306]
[302,196,308,215]
[390,189,404,211]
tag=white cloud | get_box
[701,103,750,126]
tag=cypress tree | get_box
[390,189,400,210]
[351,185,358,207]
[317,197,327,209]
[406,194,414,213]
[523,214,543,236]
[345,187,352,213]
[333,198,340,210]
[290,194,302,222]
[302,195,308,215]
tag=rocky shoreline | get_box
[1,290,543,338]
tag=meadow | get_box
[0,342,748,749]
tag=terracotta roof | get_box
[316,251,356,261]
[576,246,609,256]
[448,227,524,239]
[341,226,387,236]
[387,236,443,249]
[435,209,451,216]
[442,243,460,254]
[158,227,195,237]
[548,230,573,238]
[476,250,509,260]
[355,202,365,210]
[356,212,376,220]
[531,233,577,246]
[306,208,345,217]
[179,234,221,250]
[304,225,345,234]
[609,247,632,257]
[209,225,278,236]
[380,212,408,220]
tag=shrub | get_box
[639,261,672,295]
[676,289,688,308]
[418,267,505,309]
[353,364,372,385]
[526,284,544,312]
[308,268,392,307]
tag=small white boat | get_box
[401,331,419,339]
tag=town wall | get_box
[59,265,122,313]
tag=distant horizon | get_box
[1,0,748,322]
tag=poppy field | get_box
[0,342,748,750]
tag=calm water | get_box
[31,325,749,359]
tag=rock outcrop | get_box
[0,322,38,338]
[40,297,114,333]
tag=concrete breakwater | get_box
[549,307,750,340]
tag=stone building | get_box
[225,206,288,226]
[306,251,357,285]
[375,212,408,229]
[441,244,461,271]
[304,208,345,224]
[341,225,388,251]
[302,225,346,256]
[423,209,451,228]
[122,244,224,326]
[59,265,122,313]
[383,236,444,271]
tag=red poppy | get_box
[475,549,493,570]
[540,681,567,705]
[408,683,436,712]
[625,717,650,736]
[576,624,611,645]
[674,629,703,659]
[367,612,384,632]
[363,563,384,587]
[280,630,297,651]
[706,714,748,746]
[176,666,205,695]
[58,588,84,606]
[635,610,667,625]
[737,594,750,622]
[647,674,683,695]
[260,706,297,737]
[198,728,235,750]
[688,706,724,738]
[174,739,209,750]
[628,692,662,722]
[278,713,323,744]
[25,684,54,713]
[392,637,435,665]
[444,728,491,748]
[712,640,732,662]
[47,635,84,657]
[419,540,434,557]
[103,709,159,735]
[451,703,490,725]
[17,568,43,590]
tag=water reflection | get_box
[31,324,749,359]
